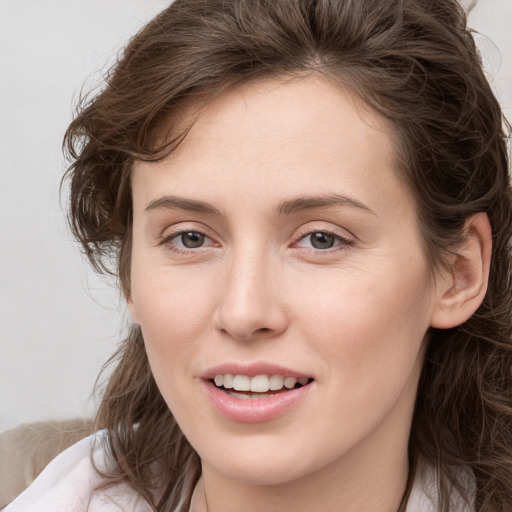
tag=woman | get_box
[5,0,512,510]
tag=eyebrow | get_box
[275,193,376,216]
[145,196,223,216]
[144,193,376,217]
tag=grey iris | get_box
[310,232,335,249]
[181,232,205,248]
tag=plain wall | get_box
[0,0,169,433]
[1,0,511,434]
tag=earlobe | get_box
[430,213,492,329]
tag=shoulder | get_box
[3,431,152,512]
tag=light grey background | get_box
[1,0,511,434]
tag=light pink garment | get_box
[4,432,475,512]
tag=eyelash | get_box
[161,230,216,254]
[161,228,353,255]
[292,230,354,253]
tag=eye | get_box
[175,231,207,248]
[295,231,353,251]
[163,230,216,252]
[307,232,336,250]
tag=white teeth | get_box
[250,375,270,393]
[284,377,297,389]
[223,374,234,389]
[233,375,251,391]
[213,373,311,392]
[269,374,284,390]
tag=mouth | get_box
[210,374,314,400]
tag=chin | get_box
[206,454,312,486]
[193,428,342,487]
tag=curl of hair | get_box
[63,0,512,510]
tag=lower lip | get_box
[203,380,313,423]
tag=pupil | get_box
[311,232,335,249]
[182,232,204,248]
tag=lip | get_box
[201,362,311,380]
[202,379,313,423]
[201,362,314,423]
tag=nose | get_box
[213,249,288,341]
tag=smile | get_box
[203,369,314,422]
[212,374,311,398]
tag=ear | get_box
[430,213,492,329]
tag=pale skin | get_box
[127,75,491,512]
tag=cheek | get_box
[129,267,214,387]
[132,262,211,333]
[297,259,433,392]
[288,271,432,463]
[132,279,208,426]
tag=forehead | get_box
[131,75,412,219]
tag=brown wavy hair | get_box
[62,0,512,510]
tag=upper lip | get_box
[201,362,312,380]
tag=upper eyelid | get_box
[169,229,210,239]
[292,224,355,242]
[299,229,352,240]
[160,222,215,240]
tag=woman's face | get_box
[129,76,442,487]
